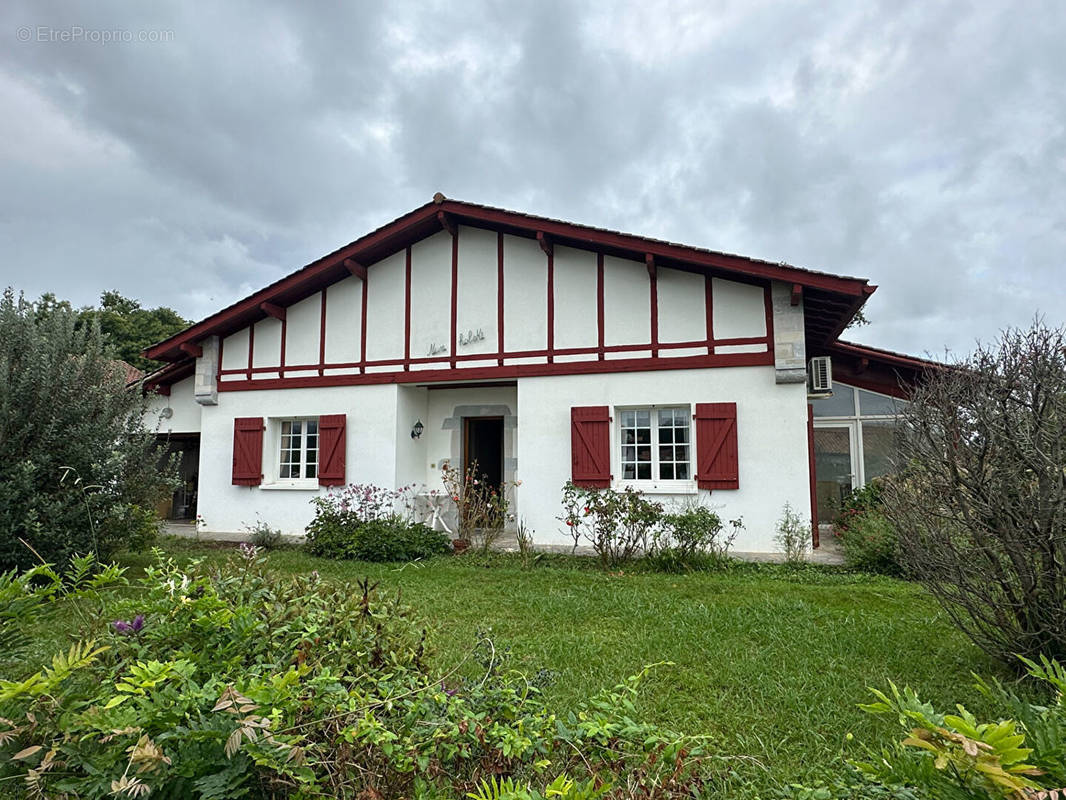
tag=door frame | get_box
[811,420,860,526]
[461,415,505,486]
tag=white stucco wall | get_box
[455,227,498,357]
[196,384,400,534]
[146,376,201,434]
[364,250,405,365]
[324,276,363,365]
[553,245,598,351]
[503,234,548,353]
[409,232,452,362]
[712,278,766,339]
[515,366,810,552]
[603,255,651,346]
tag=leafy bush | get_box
[883,323,1066,663]
[775,502,810,564]
[647,502,743,572]
[0,553,127,663]
[560,482,664,569]
[787,655,1066,799]
[244,517,283,549]
[0,549,711,798]
[838,511,902,576]
[305,488,451,561]
[0,289,175,569]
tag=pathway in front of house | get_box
[163,520,845,565]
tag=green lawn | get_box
[24,539,1008,794]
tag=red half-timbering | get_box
[142,196,881,394]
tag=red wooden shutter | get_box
[317,414,347,487]
[694,403,739,490]
[571,406,611,488]
[232,417,264,486]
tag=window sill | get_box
[260,482,321,491]
[615,482,699,495]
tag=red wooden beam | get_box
[536,231,553,257]
[343,258,367,281]
[259,301,286,321]
[791,283,803,306]
[154,384,171,397]
[179,342,202,358]
[857,357,869,374]
[437,210,457,237]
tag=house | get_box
[142,195,929,551]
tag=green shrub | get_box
[305,483,449,562]
[0,550,710,797]
[0,289,175,569]
[837,511,902,576]
[647,502,743,572]
[775,502,811,564]
[348,518,451,562]
[244,517,283,549]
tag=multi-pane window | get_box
[279,419,318,480]
[620,406,691,482]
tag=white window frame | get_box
[261,416,320,490]
[811,383,905,488]
[613,404,697,494]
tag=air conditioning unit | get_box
[807,356,833,395]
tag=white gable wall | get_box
[146,376,201,434]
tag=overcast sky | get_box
[1,1,1063,357]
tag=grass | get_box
[18,538,1009,794]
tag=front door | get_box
[463,417,504,491]
[812,424,857,525]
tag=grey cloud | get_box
[0,0,1063,356]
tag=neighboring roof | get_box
[114,360,144,387]
[141,358,195,394]
[816,339,941,399]
[145,194,876,363]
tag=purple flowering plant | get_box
[112,614,145,636]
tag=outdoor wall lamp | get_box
[411,419,424,439]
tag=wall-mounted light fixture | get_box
[411,419,424,439]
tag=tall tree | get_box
[78,290,190,372]
[0,288,175,569]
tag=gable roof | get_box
[144,194,876,363]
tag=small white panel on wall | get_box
[221,328,249,372]
[553,246,598,350]
[712,278,766,339]
[657,267,706,343]
[503,234,547,352]
[252,318,282,368]
[455,226,497,356]
[365,250,406,363]
[324,276,363,364]
[603,255,651,346]
[285,292,322,368]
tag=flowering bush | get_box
[0,549,711,798]
[560,482,665,569]
[441,461,519,553]
[305,483,450,561]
